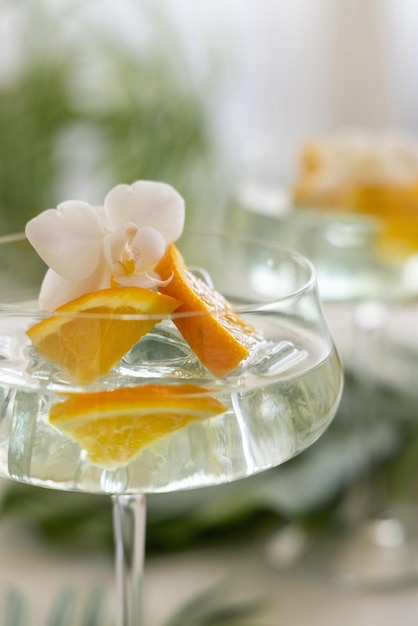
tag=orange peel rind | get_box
[26,287,181,383]
[155,244,261,377]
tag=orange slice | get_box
[155,244,261,377]
[50,384,227,468]
[26,287,181,383]
[350,184,418,255]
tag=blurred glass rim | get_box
[0,231,318,318]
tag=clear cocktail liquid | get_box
[0,309,341,494]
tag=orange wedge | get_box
[50,384,227,468]
[155,244,261,377]
[26,287,180,383]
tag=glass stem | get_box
[112,494,147,626]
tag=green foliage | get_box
[85,40,212,204]
[164,584,268,626]
[0,58,76,233]
[0,2,215,234]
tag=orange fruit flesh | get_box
[292,146,418,255]
[26,287,181,383]
[155,244,261,377]
[349,184,418,255]
[50,384,227,468]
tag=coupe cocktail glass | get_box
[0,231,343,625]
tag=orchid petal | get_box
[105,180,185,245]
[115,272,165,289]
[103,223,138,271]
[144,270,174,287]
[94,205,112,229]
[132,227,166,271]
[26,201,104,280]
[39,265,111,311]
[38,270,85,310]
[115,274,154,288]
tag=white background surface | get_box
[2,0,418,182]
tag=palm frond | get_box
[164,583,268,626]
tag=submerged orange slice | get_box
[155,244,261,377]
[27,287,180,383]
[50,383,227,468]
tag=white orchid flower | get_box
[25,180,185,310]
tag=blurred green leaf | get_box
[0,1,216,235]
[164,583,268,626]
[0,58,77,232]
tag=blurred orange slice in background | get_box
[27,287,181,383]
[50,383,227,467]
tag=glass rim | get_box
[0,231,318,319]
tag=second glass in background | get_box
[225,184,418,587]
